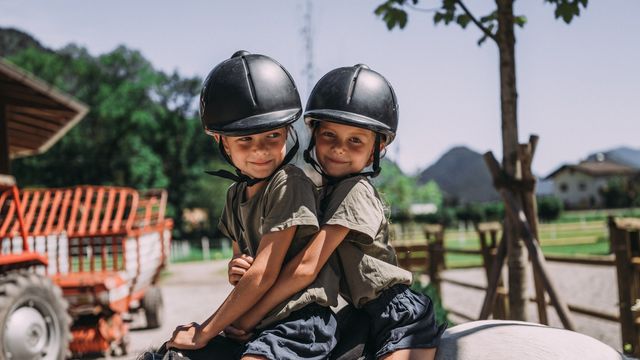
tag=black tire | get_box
[0,271,71,360]
[142,286,163,329]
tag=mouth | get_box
[249,160,273,167]
[325,157,349,165]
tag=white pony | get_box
[436,320,629,360]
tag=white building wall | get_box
[552,170,611,209]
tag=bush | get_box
[537,196,563,221]
[415,207,456,227]
[482,202,504,222]
[455,203,485,228]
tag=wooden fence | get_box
[393,217,640,357]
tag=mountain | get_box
[0,27,50,58]
[417,146,500,204]
[584,146,640,169]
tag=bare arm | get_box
[167,226,297,350]
[228,241,253,286]
[234,224,350,331]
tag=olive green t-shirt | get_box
[218,164,340,328]
[321,176,412,308]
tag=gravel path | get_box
[437,262,622,351]
[119,260,232,359]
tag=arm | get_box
[168,226,297,349]
[228,241,253,286]
[234,224,350,331]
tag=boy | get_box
[232,64,445,360]
[157,51,340,360]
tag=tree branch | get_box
[455,0,497,44]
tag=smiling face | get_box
[217,127,287,179]
[314,121,379,178]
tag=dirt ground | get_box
[119,260,232,359]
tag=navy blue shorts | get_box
[243,303,338,360]
[363,284,446,358]
[153,304,338,360]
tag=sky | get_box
[1,0,638,177]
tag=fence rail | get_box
[393,218,640,357]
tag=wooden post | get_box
[0,102,10,175]
[491,229,509,319]
[425,225,444,297]
[610,217,640,357]
[477,222,508,319]
[518,137,548,325]
[479,231,507,320]
[484,152,575,330]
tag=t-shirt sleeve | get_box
[261,169,319,234]
[322,179,384,244]
[217,185,236,242]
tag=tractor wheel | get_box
[0,271,71,360]
[143,286,164,329]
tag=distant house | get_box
[545,158,639,209]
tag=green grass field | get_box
[170,209,634,268]
[392,209,630,269]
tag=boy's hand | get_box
[167,322,208,350]
[224,324,253,343]
[228,254,254,285]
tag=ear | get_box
[215,135,231,155]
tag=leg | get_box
[380,348,436,360]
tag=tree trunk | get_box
[496,0,528,321]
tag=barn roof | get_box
[0,57,88,160]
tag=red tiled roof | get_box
[546,160,639,179]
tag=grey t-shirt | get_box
[218,164,340,328]
[321,176,412,308]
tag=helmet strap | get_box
[207,128,300,186]
[358,133,382,178]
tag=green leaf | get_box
[397,9,408,28]
[514,15,528,28]
[443,11,455,24]
[374,4,388,16]
[456,14,471,29]
[442,0,456,12]
[553,1,584,24]
[480,11,497,24]
[434,12,444,25]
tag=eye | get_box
[266,132,281,139]
[320,131,335,138]
[349,137,363,144]
[237,136,252,142]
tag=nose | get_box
[252,138,269,155]
[331,139,347,154]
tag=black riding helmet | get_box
[201,51,302,185]
[303,64,399,180]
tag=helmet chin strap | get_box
[206,128,300,186]
[303,128,381,184]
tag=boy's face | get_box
[314,121,378,178]
[217,127,287,179]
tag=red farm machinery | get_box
[1,58,173,358]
